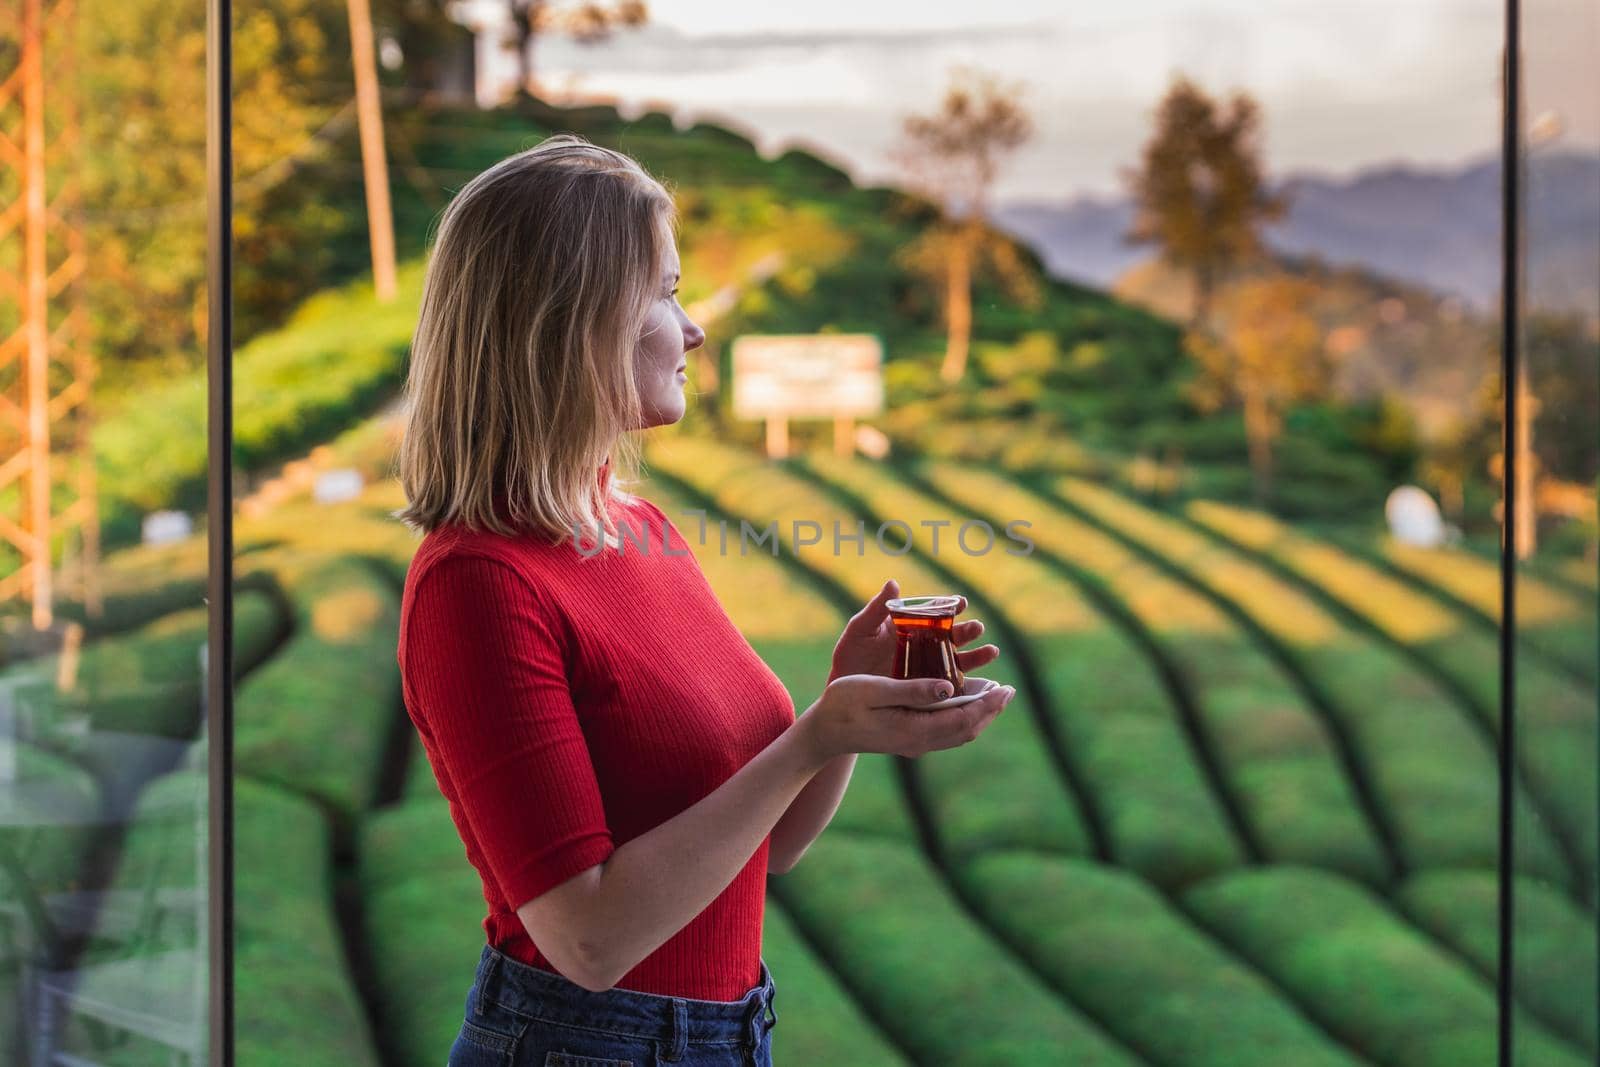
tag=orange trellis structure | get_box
[0,0,101,632]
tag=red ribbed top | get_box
[397,468,796,1000]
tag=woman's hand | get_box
[828,578,1002,684]
[797,673,1016,765]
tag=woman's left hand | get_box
[828,578,1001,685]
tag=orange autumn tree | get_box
[1184,275,1328,501]
[1125,76,1286,331]
[890,65,1036,384]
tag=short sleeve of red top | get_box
[397,493,796,1001]
[402,554,617,908]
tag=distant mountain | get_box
[992,151,1600,316]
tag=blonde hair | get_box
[393,133,677,549]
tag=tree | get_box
[506,0,648,100]
[1125,76,1286,331]
[1184,275,1327,501]
[889,65,1034,384]
[1525,310,1600,486]
[72,0,356,380]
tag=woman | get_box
[393,133,1016,1067]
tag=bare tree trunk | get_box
[1242,388,1275,503]
[348,0,397,301]
[940,223,974,383]
[1192,259,1213,332]
[1441,474,1463,520]
[511,0,542,97]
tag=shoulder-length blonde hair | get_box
[393,133,677,549]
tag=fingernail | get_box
[936,683,953,699]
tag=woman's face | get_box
[632,238,705,429]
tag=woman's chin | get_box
[637,400,686,430]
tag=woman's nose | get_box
[683,318,706,351]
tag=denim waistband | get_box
[471,944,777,1058]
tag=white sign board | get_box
[143,510,194,546]
[314,468,365,504]
[731,334,884,420]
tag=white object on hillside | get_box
[314,468,365,504]
[142,510,193,546]
[855,424,891,460]
[1385,485,1444,548]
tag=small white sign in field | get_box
[730,334,884,458]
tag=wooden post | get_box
[347,0,397,302]
[766,417,788,459]
[1514,361,1539,559]
[834,414,855,457]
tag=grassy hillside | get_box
[41,93,1435,577]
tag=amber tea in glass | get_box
[886,595,965,690]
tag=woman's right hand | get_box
[798,674,1016,765]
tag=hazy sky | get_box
[527,0,1598,202]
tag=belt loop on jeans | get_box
[475,949,501,1018]
[743,992,769,1054]
[663,998,688,1062]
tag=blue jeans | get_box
[448,944,778,1067]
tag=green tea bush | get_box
[233,553,401,825]
[925,461,1388,887]
[1186,867,1589,1067]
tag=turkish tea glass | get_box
[886,595,965,690]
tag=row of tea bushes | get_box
[1189,499,1598,898]
[651,441,1369,1064]
[917,460,1389,887]
[0,743,102,1065]
[358,796,486,1064]
[1053,476,1574,891]
[756,896,909,1066]
[774,830,1138,1066]
[1186,867,1589,1067]
[51,577,212,640]
[1398,870,1598,1054]
[799,451,1243,887]
[232,552,402,831]
[1349,530,1597,687]
[46,763,380,1067]
[1,589,281,742]
[960,851,1359,1067]
[0,744,102,900]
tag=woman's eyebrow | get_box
[665,269,680,282]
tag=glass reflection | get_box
[0,0,213,1061]
[1514,0,1600,1061]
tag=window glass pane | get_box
[1,0,215,1061]
[1514,0,1600,1061]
